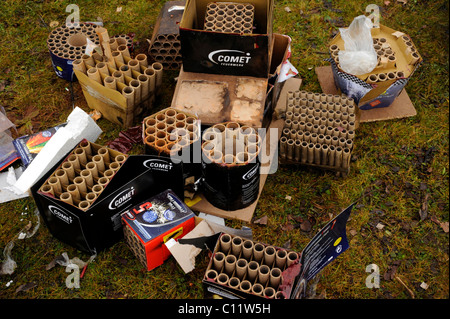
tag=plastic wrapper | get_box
[338,15,378,75]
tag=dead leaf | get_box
[46,254,66,270]
[430,216,449,233]
[284,7,292,13]
[397,0,407,4]
[253,215,268,225]
[299,219,312,232]
[419,193,430,221]
[384,260,401,280]
[285,195,292,201]
[15,282,37,293]
[281,223,294,231]
[384,0,391,5]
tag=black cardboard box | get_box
[179,0,274,78]
[31,142,184,255]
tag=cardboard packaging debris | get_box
[31,140,185,254]
[201,203,355,299]
[122,190,196,271]
[172,33,292,128]
[179,0,274,78]
[14,107,102,195]
[328,22,422,111]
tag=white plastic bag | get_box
[338,15,378,75]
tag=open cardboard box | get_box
[179,0,274,78]
[184,76,302,222]
[171,33,292,127]
[31,141,185,254]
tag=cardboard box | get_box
[179,0,274,78]
[122,190,196,271]
[172,33,291,127]
[31,142,184,254]
[328,24,422,111]
[201,203,355,299]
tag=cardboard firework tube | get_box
[213,251,226,272]
[251,283,264,296]
[85,161,98,179]
[307,143,314,164]
[378,73,387,82]
[275,249,287,269]
[253,243,264,263]
[335,146,343,168]
[300,141,308,163]
[276,291,286,299]
[310,133,318,144]
[87,67,102,84]
[152,62,163,89]
[220,234,232,253]
[112,70,125,84]
[342,148,351,169]
[257,265,270,286]
[40,184,54,196]
[122,86,135,108]
[55,169,69,186]
[67,183,80,200]
[48,176,62,194]
[60,192,73,205]
[78,200,90,211]
[85,192,97,203]
[239,280,252,294]
[104,76,116,90]
[119,64,132,78]
[331,136,339,146]
[109,38,118,51]
[72,59,86,74]
[242,240,254,260]
[328,145,336,167]
[130,79,142,105]
[287,251,299,267]
[269,268,282,289]
[73,176,87,194]
[103,169,115,179]
[235,259,248,280]
[97,147,110,165]
[224,255,237,276]
[263,246,276,267]
[92,184,103,196]
[321,144,329,166]
[144,68,156,93]
[263,287,276,299]
[114,154,126,164]
[294,140,301,162]
[228,277,241,289]
[80,169,94,188]
[128,59,140,72]
[286,139,294,160]
[97,176,109,188]
[82,54,95,67]
[206,269,218,282]
[135,53,148,67]
[247,261,259,283]
[96,62,109,76]
[117,44,130,57]
[217,273,229,286]
[387,72,396,80]
[314,143,321,165]
[112,51,124,66]
[138,74,149,105]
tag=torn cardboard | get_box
[315,65,416,122]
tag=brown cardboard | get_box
[171,68,268,127]
[185,78,301,222]
[315,65,416,122]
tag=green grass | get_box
[0,0,448,300]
